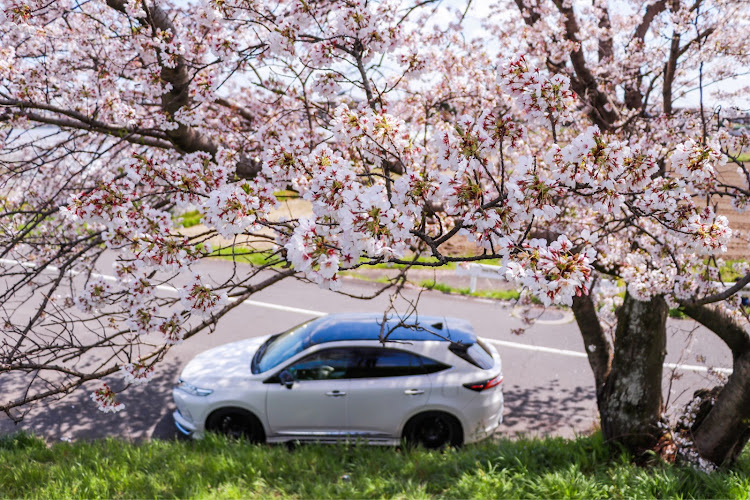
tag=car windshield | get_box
[253,320,315,373]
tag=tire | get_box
[403,411,463,449]
[206,408,265,443]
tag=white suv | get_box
[173,313,503,448]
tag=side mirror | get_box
[279,369,294,389]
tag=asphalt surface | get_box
[0,257,734,443]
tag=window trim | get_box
[264,345,451,383]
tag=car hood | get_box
[179,335,270,386]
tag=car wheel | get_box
[403,411,463,449]
[206,408,265,443]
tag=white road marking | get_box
[489,339,587,358]
[486,339,733,375]
[662,362,732,375]
[1,257,326,316]
[1,258,733,374]
[239,299,327,317]
[88,270,327,316]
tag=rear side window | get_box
[419,355,450,374]
[449,342,494,369]
[347,348,448,378]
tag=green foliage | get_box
[176,210,202,228]
[1,432,747,499]
[668,308,687,319]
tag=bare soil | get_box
[716,163,749,260]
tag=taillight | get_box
[463,375,503,392]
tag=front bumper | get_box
[173,409,197,437]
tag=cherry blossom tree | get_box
[1,0,749,466]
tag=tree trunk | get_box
[599,293,668,452]
[692,352,750,466]
[572,293,611,397]
[683,303,750,466]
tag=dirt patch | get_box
[715,163,749,260]
[178,197,313,251]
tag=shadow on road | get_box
[500,380,598,438]
[0,359,186,443]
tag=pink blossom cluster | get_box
[201,181,277,239]
[178,272,228,318]
[498,55,576,127]
[685,210,732,254]
[120,362,156,386]
[670,139,724,192]
[285,218,343,290]
[74,277,114,314]
[90,383,125,413]
[504,236,596,306]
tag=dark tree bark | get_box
[513,0,620,130]
[693,352,750,466]
[549,0,620,129]
[572,293,612,396]
[662,30,681,116]
[624,0,668,110]
[598,293,668,451]
[105,0,262,179]
[571,283,750,466]
[683,304,750,466]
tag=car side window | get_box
[348,348,428,378]
[285,348,350,381]
[418,355,450,374]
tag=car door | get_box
[265,347,351,437]
[345,347,433,437]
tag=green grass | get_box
[209,246,282,267]
[0,432,748,498]
[419,280,521,301]
[274,189,300,200]
[714,259,749,283]
[358,256,458,270]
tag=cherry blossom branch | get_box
[680,272,750,307]
[549,0,620,129]
[681,303,750,357]
[103,0,262,178]
[0,105,174,150]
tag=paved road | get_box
[0,257,733,442]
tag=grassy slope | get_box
[1,433,749,499]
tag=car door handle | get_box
[404,389,424,396]
[325,390,346,397]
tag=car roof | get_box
[304,313,476,346]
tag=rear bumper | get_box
[464,389,504,443]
